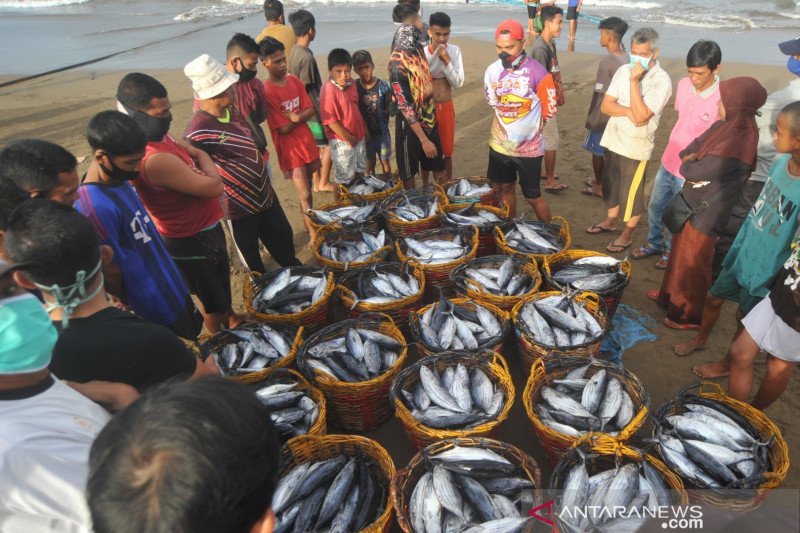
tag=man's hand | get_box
[286,111,302,123]
[681,153,699,163]
[65,380,140,412]
[625,109,647,127]
[436,45,451,66]
[630,61,647,83]
[421,138,438,158]
[344,132,357,147]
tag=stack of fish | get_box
[253,269,328,314]
[459,256,536,297]
[385,191,439,222]
[308,203,377,228]
[555,450,674,532]
[517,293,603,348]
[344,267,421,305]
[346,174,397,195]
[446,178,493,199]
[416,294,503,351]
[301,327,403,383]
[551,255,627,293]
[403,233,471,265]
[654,397,771,490]
[407,446,535,533]
[210,324,294,374]
[320,229,387,264]
[444,206,502,229]
[534,365,636,436]
[252,375,319,442]
[503,221,564,255]
[399,362,505,429]
[273,454,387,533]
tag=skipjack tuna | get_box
[654,396,772,490]
[403,234,471,264]
[252,376,319,443]
[503,221,564,255]
[320,229,387,263]
[302,327,403,382]
[400,363,504,429]
[535,365,635,436]
[273,454,387,533]
[211,323,293,374]
[444,206,502,228]
[408,446,535,533]
[385,191,439,222]
[308,203,377,227]
[346,267,421,305]
[447,178,493,199]
[551,255,627,293]
[460,256,536,297]
[556,449,673,532]
[518,294,603,348]
[417,294,502,351]
[346,174,398,195]
[253,269,328,314]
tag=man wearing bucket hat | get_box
[185,54,300,273]
[0,259,111,532]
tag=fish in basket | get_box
[451,255,540,300]
[495,217,572,262]
[516,292,605,349]
[381,184,448,237]
[307,202,378,228]
[343,173,401,197]
[443,176,500,207]
[251,268,329,315]
[200,321,299,374]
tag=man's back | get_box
[256,23,295,58]
[288,45,322,118]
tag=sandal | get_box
[647,289,660,302]
[655,254,669,270]
[586,223,616,234]
[606,240,631,253]
[584,178,596,188]
[632,244,662,260]
[580,186,602,198]
[545,183,569,193]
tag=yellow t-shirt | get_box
[256,23,296,59]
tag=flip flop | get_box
[647,289,660,301]
[540,174,560,181]
[545,183,569,193]
[606,240,631,253]
[586,224,616,234]
[664,318,700,330]
[655,255,669,270]
[584,178,594,187]
[580,186,602,198]
[632,245,662,260]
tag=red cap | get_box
[495,19,525,41]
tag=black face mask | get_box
[119,102,172,142]
[236,63,257,83]
[499,50,526,70]
[100,159,139,182]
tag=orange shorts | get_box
[435,100,455,158]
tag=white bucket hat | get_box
[184,54,239,100]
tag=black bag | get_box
[662,188,726,234]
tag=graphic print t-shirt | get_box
[770,232,800,332]
[264,74,320,171]
[388,25,437,134]
[484,55,556,158]
[357,78,392,135]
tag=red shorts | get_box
[435,100,455,158]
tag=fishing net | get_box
[598,304,658,365]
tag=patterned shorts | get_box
[330,138,367,185]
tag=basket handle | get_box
[491,351,511,375]
[579,291,601,306]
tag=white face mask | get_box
[629,53,652,70]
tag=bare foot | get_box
[674,339,705,356]
[692,360,730,379]
[318,183,336,193]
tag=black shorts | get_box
[163,223,232,315]
[566,6,578,20]
[527,4,539,18]
[396,119,446,181]
[487,148,543,199]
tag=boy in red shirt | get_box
[260,37,320,242]
[319,48,367,200]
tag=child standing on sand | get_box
[353,50,393,176]
[320,49,367,198]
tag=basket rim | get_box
[408,297,510,354]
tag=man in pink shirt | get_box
[632,40,722,268]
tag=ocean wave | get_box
[174,3,259,22]
[583,0,663,9]
[0,0,88,7]
[662,14,755,30]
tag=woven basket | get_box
[549,435,688,532]
[408,297,510,358]
[280,434,395,533]
[390,351,515,449]
[440,203,510,257]
[235,366,326,443]
[311,226,393,277]
[338,173,403,203]
[305,198,382,234]
[296,313,408,431]
[336,262,426,340]
[380,184,448,238]
[495,216,572,264]
[523,356,649,464]
[199,321,302,374]
[651,382,790,511]
[243,266,334,334]
[392,437,542,533]
[543,249,632,318]
[450,254,542,311]
[395,226,479,299]
[512,291,608,373]
[442,176,501,207]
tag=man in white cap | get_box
[184,54,300,273]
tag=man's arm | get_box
[389,74,437,158]
[441,46,465,90]
[144,152,223,198]
[628,63,655,125]
[484,67,497,108]
[64,380,139,412]
[277,106,316,135]
[327,120,356,146]
[102,261,126,303]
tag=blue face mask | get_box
[0,293,57,375]
[629,53,651,71]
[788,56,800,77]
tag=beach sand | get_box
[1,37,797,499]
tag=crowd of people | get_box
[0,0,799,530]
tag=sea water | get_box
[0,0,797,76]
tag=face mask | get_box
[0,293,57,374]
[499,50,525,70]
[34,259,105,328]
[236,63,258,83]
[330,76,353,90]
[118,101,172,142]
[629,54,651,70]
[100,159,139,182]
[788,56,800,77]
